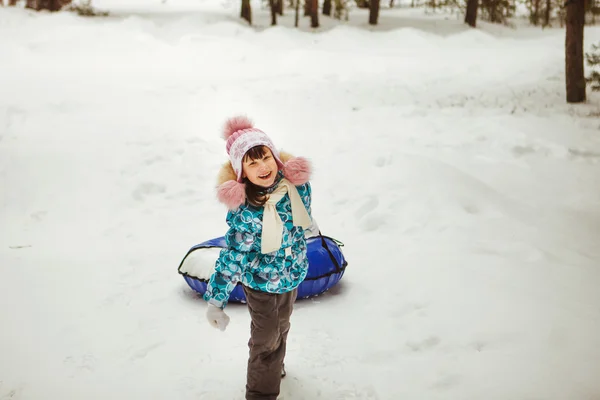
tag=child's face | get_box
[242,148,279,188]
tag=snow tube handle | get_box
[318,230,342,273]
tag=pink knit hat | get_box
[223,116,285,182]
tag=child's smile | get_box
[243,148,278,188]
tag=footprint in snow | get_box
[1,388,20,399]
[165,189,197,200]
[132,182,166,201]
[358,213,387,232]
[406,336,441,352]
[355,196,387,231]
[30,210,47,221]
[374,155,392,167]
[63,354,95,372]
[143,155,167,166]
[431,373,461,390]
[186,137,205,144]
[354,196,379,219]
[392,302,429,318]
[130,341,165,361]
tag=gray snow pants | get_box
[243,286,298,400]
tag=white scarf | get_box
[261,178,312,254]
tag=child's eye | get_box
[264,156,271,160]
[249,161,257,166]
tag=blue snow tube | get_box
[177,234,347,302]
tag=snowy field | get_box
[1,1,600,399]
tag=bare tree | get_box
[543,0,551,26]
[565,0,586,102]
[465,0,479,26]
[295,0,300,26]
[241,0,252,24]
[323,0,332,15]
[269,0,278,24]
[369,0,380,24]
[25,0,72,10]
[9,0,18,5]
[310,0,319,26]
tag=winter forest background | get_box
[1,0,599,398]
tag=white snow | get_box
[1,1,600,399]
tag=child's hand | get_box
[206,304,230,331]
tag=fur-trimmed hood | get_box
[216,151,311,210]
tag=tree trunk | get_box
[323,0,332,15]
[543,0,551,26]
[369,0,380,24]
[310,0,319,26]
[241,0,252,24]
[295,0,300,26]
[389,0,395,7]
[26,0,69,10]
[565,0,586,103]
[276,0,283,15]
[45,0,68,10]
[305,0,311,15]
[269,0,277,24]
[531,0,540,25]
[465,0,479,26]
[9,0,17,4]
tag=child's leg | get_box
[243,287,285,400]
[278,287,298,374]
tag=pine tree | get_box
[586,43,600,91]
[334,0,346,19]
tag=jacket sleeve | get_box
[203,208,259,309]
[297,181,312,219]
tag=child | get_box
[203,115,313,400]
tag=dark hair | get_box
[243,145,271,207]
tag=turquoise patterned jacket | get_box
[204,174,312,309]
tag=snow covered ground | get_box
[1,1,600,399]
